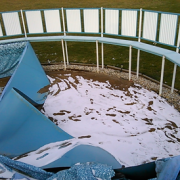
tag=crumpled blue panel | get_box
[0,41,50,104]
[0,155,53,180]
[0,88,73,158]
[155,155,180,180]
[41,144,121,169]
[0,41,27,78]
[0,155,115,180]
[47,162,115,180]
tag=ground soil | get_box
[0,70,133,92]
[45,70,134,91]
[0,76,10,87]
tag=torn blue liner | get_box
[41,144,121,169]
[156,155,180,180]
[0,155,115,180]
[0,41,49,104]
[0,155,53,180]
[0,88,73,158]
[0,41,27,79]
[47,162,115,180]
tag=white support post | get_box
[20,10,27,38]
[171,26,180,93]
[137,8,142,79]
[101,7,103,37]
[159,56,165,96]
[61,7,66,36]
[96,40,99,72]
[65,41,69,65]
[61,7,69,66]
[138,8,142,42]
[171,64,177,93]
[137,49,140,78]
[101,43,104,69]
[101,7,104,69]
[129,46,132,81]
[61,39,66,70]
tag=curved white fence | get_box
[0,8,180,95]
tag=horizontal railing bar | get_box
[142,9,180,16]
[26,32,64,35]
[140,37,178,48]
[103,8,140,11]
[0,34,25,38]
[64,8,101,10]
[22,8,61,12]
[66,32,101,35]
[0,10,21,13]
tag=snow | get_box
[17,73,180,167]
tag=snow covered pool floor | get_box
[17,71,180,168]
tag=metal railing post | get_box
[137,8,142,78]
[65,41,69,65]
[137,49,140,78]
[61,7,68,66]
[171,25,180,93]
[61,7,66,36]
[20,9,27,38]
[159,56,165,96]
[101,7,104,69]
[171,64,177,93]
[61,39,66,70]
[129,46,132,81]
[96,40,99,72]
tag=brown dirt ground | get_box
[0,76,10,87]
[0,69,133,91]
[44,70,134,91]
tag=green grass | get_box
[0,0,180,90]
[0,0,180,13]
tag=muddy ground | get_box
[0,70,134,91]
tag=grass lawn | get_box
[0,0,180,90]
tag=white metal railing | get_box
[0,8,179,48]
[0,8,180,95]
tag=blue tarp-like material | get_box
[0,41,121,169]
[0,41,27,79]
[0,155,53,180]
[0,41,49,104]
[156,156,180,180]
[0,155,115,180]
[47,162,115,180]
[0,88,73,158]
[41,144,121,169]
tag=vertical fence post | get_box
[101,43,104,69]
[171,25,180,93]
[171,64,177,93]
[20,10,27,38]
[61,7,68,66]
[61,7,66,36]
[61,39,66,70]
[101,7,104,69]
[159,56,165,96]
[137,50,140,78]
[137,8,142,78]
[96,40,99,72]
[138,8,142,42]
[129,46,132,81]
[65,42,69,65]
